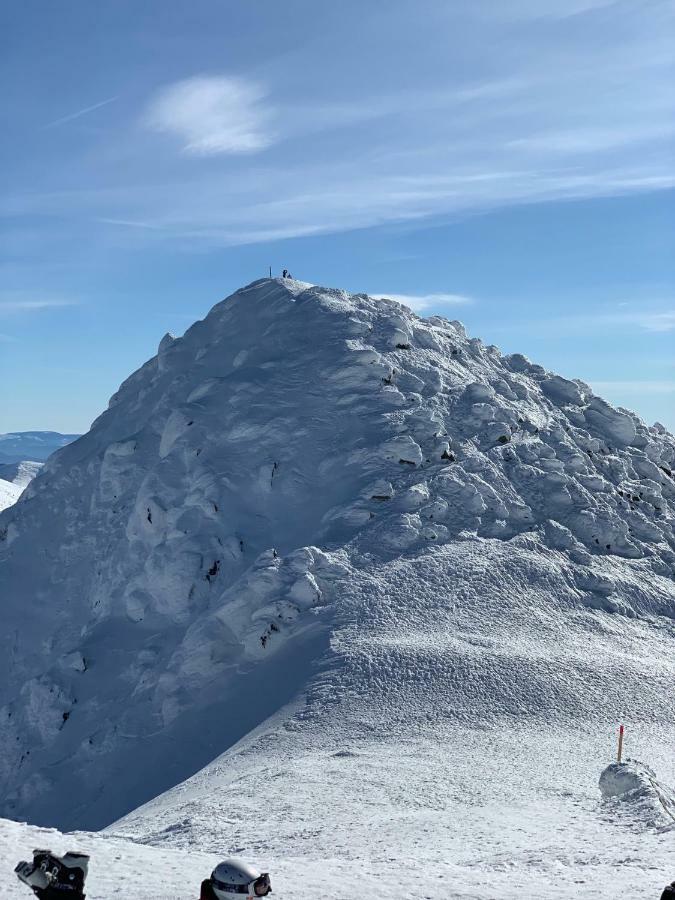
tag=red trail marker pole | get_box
[617,724,625,763]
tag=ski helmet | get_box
[210,859,272,899]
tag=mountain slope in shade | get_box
[0,278,674,848]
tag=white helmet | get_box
[210,859,272,899]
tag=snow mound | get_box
[600,760,675,829]
[1,277,674,834]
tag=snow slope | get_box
[0,478,21,512]
[4,746,675,900]
[109,541,675,897]
[1,277,675,896]
[0,460,44,490]
[0,815,221,900]
[0,462,44,512]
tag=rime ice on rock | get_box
[0,276,674,831]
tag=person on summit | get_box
[282,268,288,278]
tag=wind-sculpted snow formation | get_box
[1,278,674,849]
[600,760,675,830]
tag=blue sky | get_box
[1,0,673,433]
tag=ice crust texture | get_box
[1,277,675,888]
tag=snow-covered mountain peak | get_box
[1,277,674,833]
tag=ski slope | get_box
[3,738,675,898]
[1,278,675,898]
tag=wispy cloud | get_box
[628,311,675,333]
[372,292,473,313]
[97,217,165,230]
[0,332,18,343]
[0,297,79,313]
[8,162,675,251]
[6,3,675,249]
[145,76,273,155]
[509,124,675,155]
[580,309,675,333]
[591,380,675,395]
[493,306,675,339]
[473,0,622,20]
[43,97,118,129]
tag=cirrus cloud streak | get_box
[371,292,473,313]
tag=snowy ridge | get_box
[0,460,44,490]
[1,276,674,894]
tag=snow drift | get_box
[1,277,674,842]
[600,760,675,830]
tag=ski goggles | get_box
[212,872,272,897]
[252,873,272,896]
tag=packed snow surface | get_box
[0,816,220,900]
[2,278,675,897]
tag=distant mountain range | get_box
[0,431,80,465]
